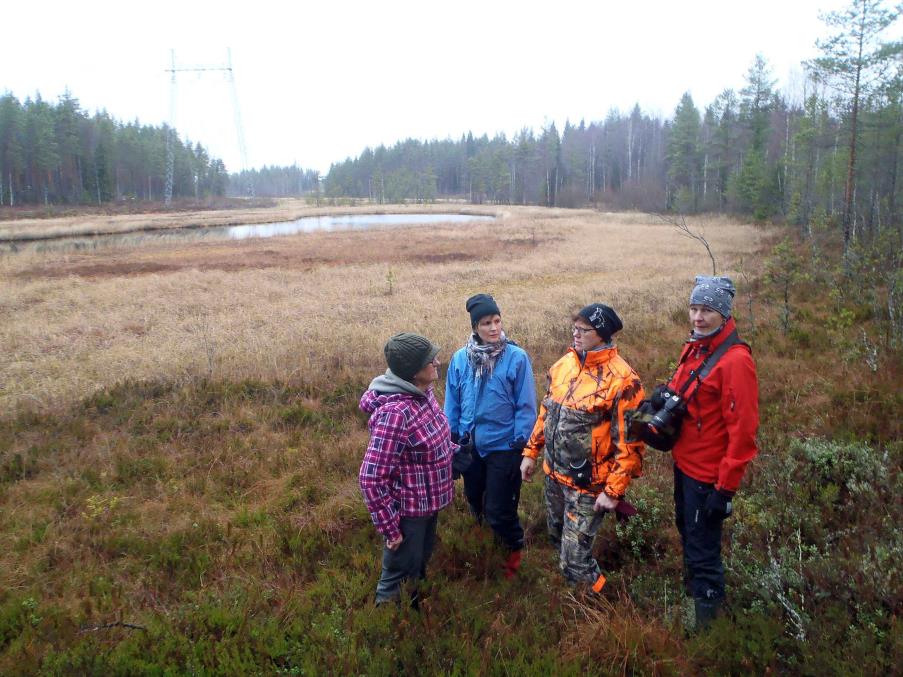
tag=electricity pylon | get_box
[164,48,251,205]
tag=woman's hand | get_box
[520,456,537,482]
[594,492,620,513]
[386,535,403,551]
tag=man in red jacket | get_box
[668,276,759,629]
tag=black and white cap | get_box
[576,303,623,342]
[690,276,736,318]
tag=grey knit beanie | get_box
[384,333,440,382]
[690,275,736,318]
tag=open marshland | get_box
[1,206,768,412]
[1,205,900,674]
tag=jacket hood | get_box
[368,369,426,396]
[360,370,427,415]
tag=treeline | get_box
[226,165,320,198]
[0,91,227,206]
[326,2,902,244]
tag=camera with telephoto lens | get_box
[648,389,685,435]
[626,385,688,451]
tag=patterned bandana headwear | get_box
[690,275,736,318]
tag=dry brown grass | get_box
[0,207,773,412]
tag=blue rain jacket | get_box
[444,342,537,456]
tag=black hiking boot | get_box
[694,598,721,631]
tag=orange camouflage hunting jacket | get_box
[524,346,645,498]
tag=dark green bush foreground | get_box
[1,383,899,676]
[2,236,902,675]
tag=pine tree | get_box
[667,92,702,211]
[807,0,902,250]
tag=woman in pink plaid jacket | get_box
[359,332,456,606]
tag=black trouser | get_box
[462,448,524,551]
[674,465,725,601]
[374,514,438,605]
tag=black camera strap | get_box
[676,329,745,400]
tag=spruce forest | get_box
[0,1,900,246]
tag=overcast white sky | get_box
[4,0,843,173]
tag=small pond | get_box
[1,213,496,254]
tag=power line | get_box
[163,49,251,204]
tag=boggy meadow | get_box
[6,206,898,673]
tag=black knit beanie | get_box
[576,303,623,342]
[466,293,501,327]
[384,333,440,382]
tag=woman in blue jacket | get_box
[445,293,537,578]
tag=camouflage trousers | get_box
[544,476,607,588]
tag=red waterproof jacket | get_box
[668,317,759,493]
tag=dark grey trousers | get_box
[674,465,726,601]
[374,513,438,605]
[462,448,525,551]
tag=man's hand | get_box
[704,489,734,520]
[520,456,537,482]
[594,492,620,513]
[386,534,403,551]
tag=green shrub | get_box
[793,437,889,498]
[613,484,671,560]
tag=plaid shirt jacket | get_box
[359,387,455,542]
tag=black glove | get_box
[452,433,474,479]
[509,436,527,452]
[704,489,734,520]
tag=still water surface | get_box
[227,213,494,239]
[3,213,496,254]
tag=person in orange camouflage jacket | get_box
[520,303,645,592]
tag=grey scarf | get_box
[465,331,508,380]
[691,322,727,341]
[577,341,614,364]
[368,369,426,396]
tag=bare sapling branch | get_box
[79,621,148,633]
[653,213,717,274]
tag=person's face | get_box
[573,319,604,351]
[689,304,724,334]
[412,354,440,387]
[475,314,503,343]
